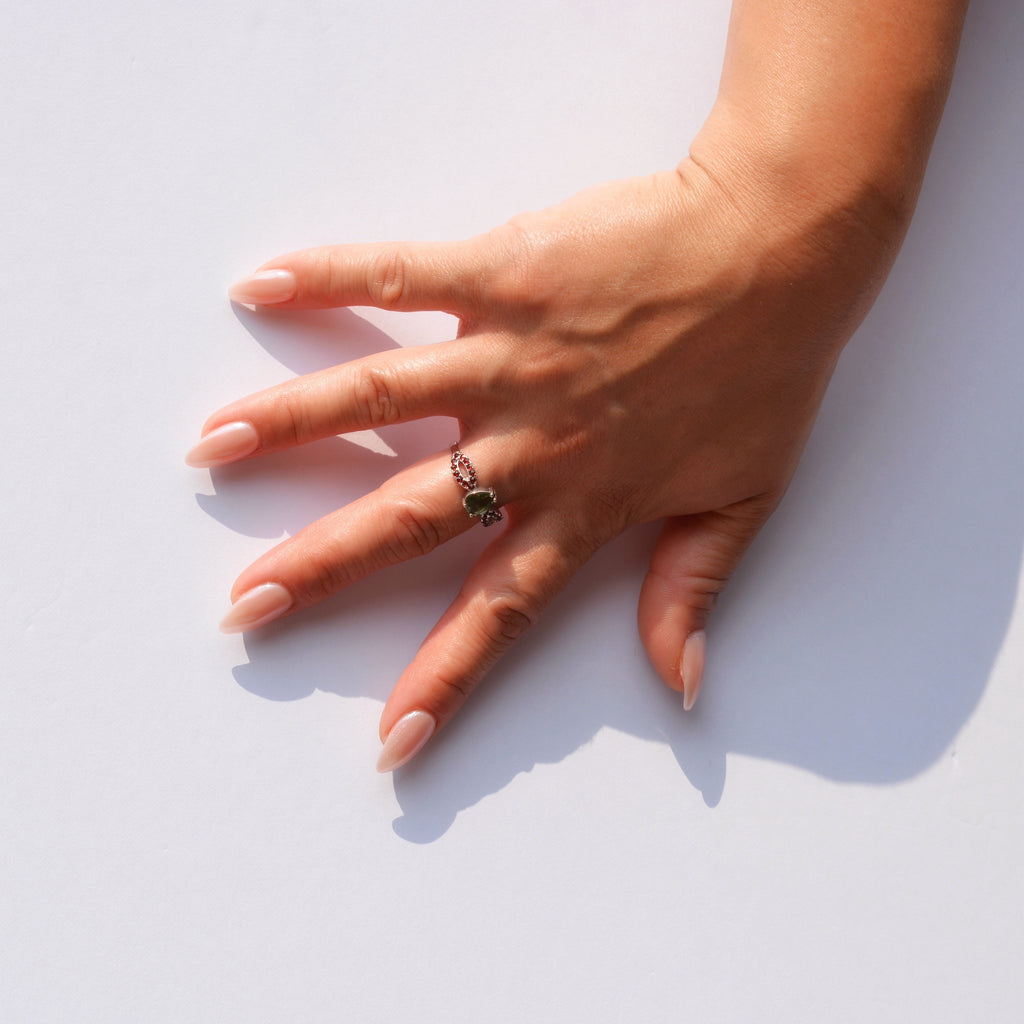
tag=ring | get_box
[450,446,503,527]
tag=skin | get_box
[190,0,969,769]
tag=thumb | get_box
[637,502,770,710]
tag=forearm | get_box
[692,0,968,229]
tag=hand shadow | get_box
[197,0,1024,842]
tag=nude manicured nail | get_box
[681,630,707,711]
[220,583,293,634]
[228,269,297,305]
[185,421,259,468]
[377,710,436,773]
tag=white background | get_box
[2,1,1022,1021]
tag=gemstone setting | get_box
[463,488,497,518]
[450,445,503,527]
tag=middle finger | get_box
[193,339,489,466]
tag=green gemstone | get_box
[463,488,496,517]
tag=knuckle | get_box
[433,672,475,703]
[577,482,634,538]
[678,573,730,614]
[296,549,357,603]
[648,557,731,615]
[269,393,310,446]
[367,248,409,308]
[389,502,444,560]
[484,588,538,649]
[352,364,401,427]
[481,218,547,310]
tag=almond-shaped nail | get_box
[377,710,436,773]
[681,630,707,711]
[220,583,293,634]
[185,420,259,468]
[228,268,297,305]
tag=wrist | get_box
[686,109,917,252]
[688,0,967,248]
[672,127,912,361]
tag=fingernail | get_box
[228,268,297,305]
[220,582,293,633]
[377,710,436,773]
[681,630,707,711]
[185,420,259,468]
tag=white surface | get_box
[2,1,1022,1021]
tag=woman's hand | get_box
[187,0,966,771]
[188,148,904,771]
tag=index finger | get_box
[228,239,492,315]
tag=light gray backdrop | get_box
[2,1,1021,1021]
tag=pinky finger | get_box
[375,518,594,772]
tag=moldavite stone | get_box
[463,488,497,517]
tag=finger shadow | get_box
[195,436,391,540]
[231,305,401,375]
[194,410,458,542]
[231,303,458,376]
[230,528,490,704]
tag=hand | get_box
[187,153,901,771]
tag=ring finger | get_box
[219,442,516,633]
